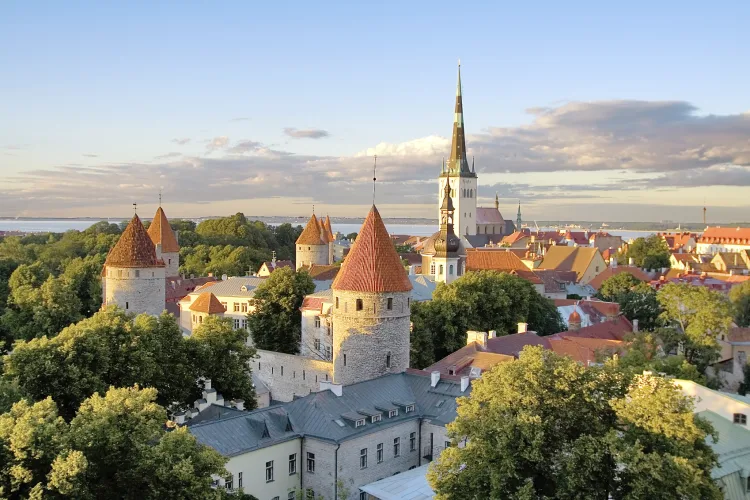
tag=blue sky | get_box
[2,1,750,221]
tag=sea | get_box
[0,219,657,241]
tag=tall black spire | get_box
[446,62,474,176]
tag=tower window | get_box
[356,299,363,311]
[386,352,391,368]
[387,298,393,310]
[335,297,339,308]
[439,264,444,275]
[343,354,347,366]
[125,302,129,310]
[135,270,140,278]
[449,264,454,275]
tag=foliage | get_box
[247,268,315,354]
[596,273,661,331]
[657,283,732,372]
[740,363,750,396]
[623,235,670,269]
[0,386,233,500]
[427,346,721,500]
[395,244,414,254]
[613,332,708,385]
[345,232,358,241]
[187,316,258,405]
[409,271,564,367]
[730,280,750,328]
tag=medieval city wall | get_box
[253,350,334,402]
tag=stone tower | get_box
[296,213,330,270]
[331,205,413,386]
[147,206,180,278]
[103,214,166,316]
[438,62,477,237]
[432,181,461,284]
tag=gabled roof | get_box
[300,264,340,281]
[699,227,750,244]
[537,246,601,281]
[332,205,412,293]
[425,341,514,377]
[296,214,327,245]
[485,332,551,358]
[147,207,180,253]
[189,292,226,313]
[549,315,632,341]
[587,266,651,290]
[548,336,624,365]
[476,207,504,225]
[501,231,529,246]
[105,214,164,268]
[465,248,528,272]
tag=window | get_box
[125,301,129,310]
[405,404,415,413]
[241,302,248,313]
[410,432,416,451]
[265,460,274,482]
[735,413,748,425]
[439,264,444,275]
[386,352,391,369]
[343,354,347,366]
[360,492,367,500]
[117,270,123,278]
[595,266,599,273]
[241,319,247,329]
[394,437,401,457]
[371,415,381,423]
[225,474,233,490]
[355,419,365,428]
[356,299,363,311]
[387,298,393,310]
[389,409,398,418]
[445,440,451,449]
[335,297,339,308]
[360,448,368,469]
[449,264,454,275]
[221,302,227,309]
[314,339,321,352]
[289,493,296,500]
[314,316,321,328]
[377,443,384,463]
[307,452,315,473]
[135,270,140,278]
[289,453,297,474]
[238,472,242,488]
[430,262,435,275]
[281,366,284,376]
[234,319,240,329]
[233,302,240,312]
[325,346,332,360]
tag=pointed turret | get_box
[148,206,180,277]
[296,213,331,270]
[332,205,412,293]
[435,182,460,258]
[105,214,162,268]
[296,214,326,246]
[447,62,474,176]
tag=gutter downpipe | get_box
[300,437,304,494]
[418,417,423,466]
[334,443,341,499]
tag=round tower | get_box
[103,214,166,316]
[331,205,413,386]
[295,213,330,270]
[147,206,180,278]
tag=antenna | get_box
[133,203,137,215]
[158,189,162,207]
[372,155,377,205]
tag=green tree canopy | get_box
[596,273,661,331]
[730,280,750,328]
[247,267,315,354]
[624,235,670,269]
[427,346,720,499]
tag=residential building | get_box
[587,261,651,291]
[536,246,606,285]
[670,253,712,272]
[554,299,620,329]
[697,227,750,254]
[588,232,623,253]
[178,277,266,334]
[711,251,750,275]
[658,232,697,253]
[257,255,293,277]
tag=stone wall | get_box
[253,350,334,402]
[162,251,180,278]
[301,437,338,500]
[421,421,450,462]
[296,244,329,270]
[332,290,411,386]
[300,309,333,361]
[104,265,166,316]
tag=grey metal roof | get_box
[360,463,434,500]
[193,276,266,299]
[186,404,246,427]
[409,275,436,302]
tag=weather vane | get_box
[372,155,377,205]
[133,203,137,214]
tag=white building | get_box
[697,227,750,254]
[178,277,266,334]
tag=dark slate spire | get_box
[447,62,474,176]
[435,181,460,257]
[516,200,522,228]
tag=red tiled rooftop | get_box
[699,227,750,244]
[466,248,529,272]
[147,207,180,253]
[188,292,226,314]
[588,266,651,290]
[296,214,327,245]
[105,214,163,268]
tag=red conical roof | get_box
[324,215,335,240]
[189,292,226,313]
[105,214,163,268]
[147,207,180,253]
[332,205,412,293]
[296,214,327,245]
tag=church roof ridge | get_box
[147,206,180,253]
[332,205,412,293]
[105,214,163,268]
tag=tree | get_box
[247,267,315,354]
[187,316,257,407]
[597,273,661,331]
[409,271,564,365]
[624,235,670,269]
[427,346,721,499]
[730,280,750,327]
[657,283,732,372]
[613,332,707,385]
[345,232,358,241]
[739,363,750,396]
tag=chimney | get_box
[431,371,441,388]
[466,330,489,348]
[488,330,497,340]
[233,399,245,411]
[174,411,186,425]
[319,381,343,397]
[207,272,213,277]
[628,257,635,266]
[632,319,639,333]
[221,274,228,281]
[611,257,617,268]
[460,376,470,392]
[204,379,212,390]
[517,322,528,334]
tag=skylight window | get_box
[334,419,345,427]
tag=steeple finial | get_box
[158,189,162,207]
[133,203,137,215]
[312,204,315,215]
[471,156,475,173]
[516,200,522,228]
[372,155,377,205]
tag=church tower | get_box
[516,201,522,229]
[147,206,180,278]
[331,205,413,386]
[432,181,461,283]
[295,213,330,270]
[438,62,477,237]
[103,214,166,316]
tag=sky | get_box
[2,1,750,222]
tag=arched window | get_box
[387,298,393,310]
[449,264,454,275]
[439,264,444,275]
[356,299,363,311]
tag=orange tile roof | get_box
[728,327,750,343]
[147,207,180,253]
[332,205,412,293]
[189,292,226,313]
[296,214,327,245]
[466,248,529,272]
[549,336,624,365]
[587,266,651,290]
[425,342,514,377]
[500,231,528,245]
[537,246,601,281]
[300,264,340,281]
[104,214,163,268]
[324,215,335,240]
[699,227,750,244]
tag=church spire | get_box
[447,61,473,176]
[516,200,522,229]
[435,181,460,257]
[495,192,499,210]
